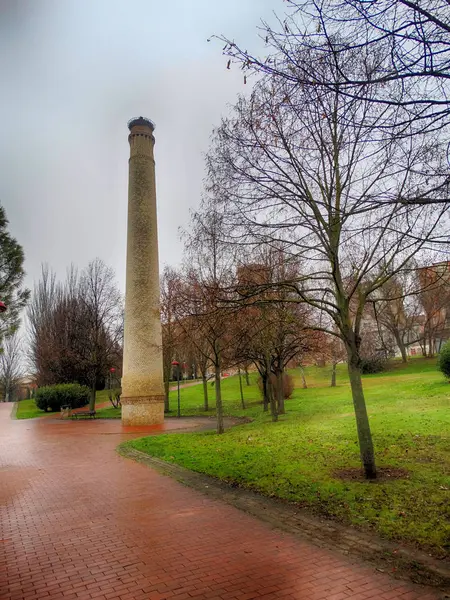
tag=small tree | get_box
[437,341,450,381]
[320,335,347,387]
[181,318,211,411]
[0,332,23,401]
[27,265,59,385]
[179,207,238,433]
[78,259,123,411]
[235,249,314,418]
[161,267,182,412]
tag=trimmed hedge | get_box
[35,384,90,412]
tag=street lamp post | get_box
[171,361,181,418]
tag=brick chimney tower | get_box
[121,117,164,425]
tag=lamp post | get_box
[171,360,180,417]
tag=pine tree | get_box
[0,206,29,340]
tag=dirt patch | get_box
[334,466,410,482]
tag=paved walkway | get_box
[0,404,442,600]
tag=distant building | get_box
[15,376,37,401]
[417,261,450,354]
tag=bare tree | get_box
[27,260,123,408]
[207,44,448,478]
[235,248,314,419]
[0,332,23,401]
[314,332,347,386]
[27,265,59,384]
[179,207,240,433]
[235,301,278,417]
[369,272,423,362]
[182,317,212,411]
[161,266,182,412]
[78,259,123,411]
[219,0,450,148]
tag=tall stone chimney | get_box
[121,117,164,426]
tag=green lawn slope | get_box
[126,358,450,555]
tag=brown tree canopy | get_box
[27,261,123,408]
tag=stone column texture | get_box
[121,118,165,425]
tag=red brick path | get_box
[0,404,441,600]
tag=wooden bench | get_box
[71,410,96,419]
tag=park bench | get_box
[71,410,96,419]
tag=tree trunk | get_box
[331,363,337,387]
[244,366,250,385]
[89,381,96,412]
[262,374,269,411]
[268,377,278,422]
[394,330,408,363]
[429,334,435,358]
[299,365,307,389]
[202,375,209,411]
[164,378,170,412]
[419,337,426,356]
[238,368,245,409]
[347,355,376,479]
[215,364,224,434]
[276,370,285,414]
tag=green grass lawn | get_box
[126,358,450,556]
[93,376,264,419]
[15,398,47,419]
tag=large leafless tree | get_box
[219,0,450,146]
[207,44,449,478]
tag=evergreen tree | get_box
[0,206,29,340]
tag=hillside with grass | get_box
[126,358,450,556]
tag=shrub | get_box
[359,355,387,374]
[35,384,90,412]
[257,372,295,399]
[438,341,450,380]
[283,373,295,398]
[108,388,121,408]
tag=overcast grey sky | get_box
[0,0,283,292]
